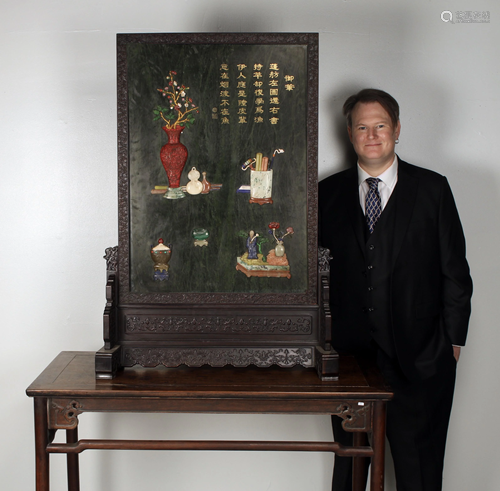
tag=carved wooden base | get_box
[122,346,314,369]
[98,242,335,380]
[95,345,121,379]
[94,345,338,380]
[315,345,339,381]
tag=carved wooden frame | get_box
[95,33,337,380]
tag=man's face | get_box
[347,102,401,175]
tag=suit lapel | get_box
[391,159,418,267]
[343,167,366,255]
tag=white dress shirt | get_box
[358,155,398,214]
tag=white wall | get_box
[1,1,498,490]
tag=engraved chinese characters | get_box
[218,62,296,125]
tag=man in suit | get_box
[318,89,472,491]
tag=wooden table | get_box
[26,351,392,491]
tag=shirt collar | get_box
[357,154,398,189]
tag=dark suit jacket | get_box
[318,158,472,381]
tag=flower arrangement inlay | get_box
[153,71,199,129]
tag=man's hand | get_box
[453,346,461,362]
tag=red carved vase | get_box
[160,126,188,199]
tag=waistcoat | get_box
[363,185,399,358]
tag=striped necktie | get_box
[365,177,382,233]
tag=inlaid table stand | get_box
[27,351,392,491]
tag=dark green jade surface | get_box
[127,43,309,294]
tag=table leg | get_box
[34,397,49,491]
[370,401,387,491]
[66,428,80,491]
[352,432,370,491]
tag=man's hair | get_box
[343,89,400,128]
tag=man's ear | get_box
[395,120,401,140]
[347,126,353,143]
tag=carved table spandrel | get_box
[27,351,392,491]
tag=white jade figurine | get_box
[186,167,203,195]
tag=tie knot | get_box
[366,177,381,190]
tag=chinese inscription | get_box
[218,62,296,125]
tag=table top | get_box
[27,351,392,403]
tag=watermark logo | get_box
[441,10,490,23]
